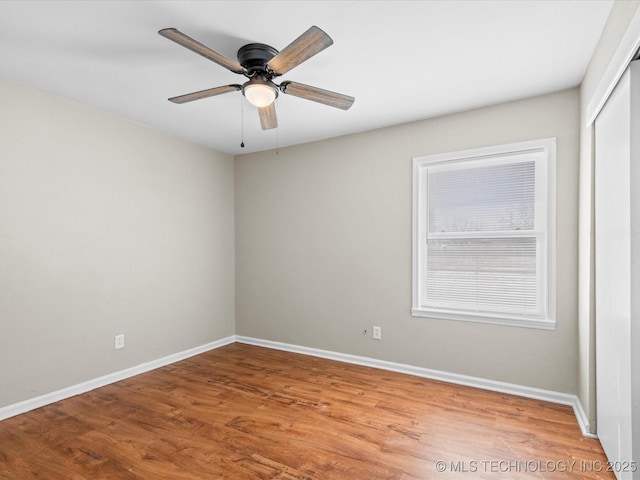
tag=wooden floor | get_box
[0,343,612,479]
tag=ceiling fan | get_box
[159,26,355,130]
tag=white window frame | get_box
[411,138,556,329]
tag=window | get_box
[412,138,556,329]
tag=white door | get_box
[594,61,638,479]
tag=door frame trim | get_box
[586,8,640,127]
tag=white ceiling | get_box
[0,1,612,155]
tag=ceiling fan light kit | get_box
[242,77,278,107]
[159,26,354,131]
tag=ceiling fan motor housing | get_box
[237,43,279,75]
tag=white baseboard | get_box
[0,335,235,421]
[235,335,596,438]
[572,396,597,438]
[1,334,596,439]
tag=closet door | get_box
[594,61,639,479]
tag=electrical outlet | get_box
[114,334,125,350]
[373,326,382,340]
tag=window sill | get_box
[411,308,556,330]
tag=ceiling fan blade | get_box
[159,28,245,75]
[267,26,333,76]
[280,81,354,110]
[168,85,241,104]
[258,103,278,130]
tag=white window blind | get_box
[412,139,556,329]
[428,162,535,233]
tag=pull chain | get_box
[240,96,245,148]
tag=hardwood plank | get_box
[0,343,613,479]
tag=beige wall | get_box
[578,0,640,432]
[236,88,580,394]
[0,78,235,408]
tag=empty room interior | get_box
[1,1,639,478]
